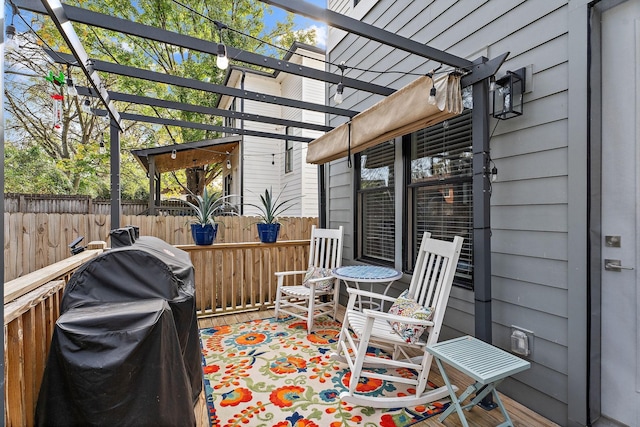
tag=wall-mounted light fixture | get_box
[492,67,525,120]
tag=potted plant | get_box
[246,187,297,243]
[182,188,236,245]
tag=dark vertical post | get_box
[472,64,496,411]
[471,69,492,344]
[1,2,6,417]
[109,120,121,228]
[148,156,156,216]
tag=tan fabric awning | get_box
[306,73,463,164]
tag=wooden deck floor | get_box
[194,308,559,427]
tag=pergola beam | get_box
[39,0,122,131]
[259,0,473,69]
[75,86,333,133]
[49,50,358,118]
[16,0,393,96]
[93,110,314,143]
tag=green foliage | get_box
[180,187,236,226]
[4,145,71,194]
[245,187,296,224]
[4,1,318,198]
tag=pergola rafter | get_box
[48,50,359,118]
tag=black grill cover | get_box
[35,300,196,426]
[36,236,201,425]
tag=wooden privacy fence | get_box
[4,193,149,215]
[4,213,318,281]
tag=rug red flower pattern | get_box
[199,316,449,427]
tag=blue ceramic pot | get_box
[191,223,218,245]
[256,223,280,243]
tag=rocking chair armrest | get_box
[275,270,308,277]
[345,287,396,303]
[306,275,336,283]
[361,308,435,327]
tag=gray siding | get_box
[326,1,578,424]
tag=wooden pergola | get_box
[131,136,241,215]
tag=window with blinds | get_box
[408,109,473,288]
[285,128,293,174]
[357,141,395,263]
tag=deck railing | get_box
[178,240,311,317]
[3,247,105,427]
[3,239,310,424]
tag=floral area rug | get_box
[199,316,449,427]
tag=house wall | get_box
[220,47,324,218]
[325,1,584,425]
[278,50,325,218]
[239,75,283,217]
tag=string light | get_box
[99,137,106,154]
[65,66,78,98]
[334,62,346,105]
[426,66,442,106]
[171,149,177,159]
[81,97,92,113]
[5,4,19,52]
[214,21,229,70]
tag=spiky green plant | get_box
[181,187,236,226]
[246,186,297,224]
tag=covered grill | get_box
[35,235,201,426]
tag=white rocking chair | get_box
[274,225,344,331]
[331,232,464,408]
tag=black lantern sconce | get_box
[492,67,526,120]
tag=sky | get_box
[262,0,328,49]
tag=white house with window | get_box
[217,43,325,218]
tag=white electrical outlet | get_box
[510,326,534,357]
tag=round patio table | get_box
[332,265,403,311]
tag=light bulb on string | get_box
[334,83,344,105]
[171,149,177,160]
[5,5,19,52]
[81,97,92,114]
[99,139,106,155]
[334,61,346,105]
[5,24,18,52]
[216,44,229,70]
[426,69,437,105]
[427,85,437,105]
[65,69,78,98]
[214,21,229,70]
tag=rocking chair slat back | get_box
[309,226,342,269]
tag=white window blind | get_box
[358,141,395,263]
[410,110,473,287]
